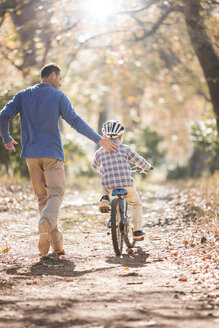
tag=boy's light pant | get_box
[26,158,65,249]
[102,185,143,231]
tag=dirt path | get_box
[0,180,218,328]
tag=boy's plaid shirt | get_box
[91,141,151,189]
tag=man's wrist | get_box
[3,135,12,145]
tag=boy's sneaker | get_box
[133,230,145,240]
[38,219,51,256]
[99,195,110,213]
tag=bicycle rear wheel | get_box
[111,198,123,256]
[124,222,136,249]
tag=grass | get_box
[0,174,30,185]
[187,171,219,237]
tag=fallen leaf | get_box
[170,252,178,257]
[201,236,207,244]
[179,277,187,281]
[0,243,10,253]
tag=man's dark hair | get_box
[41,63,61,78]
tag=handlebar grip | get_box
[150,166,154,170]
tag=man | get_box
[0,63,118,256]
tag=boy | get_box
[91,120,152,239]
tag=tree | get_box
[0,0,218,169]
[124,126,166,167]
[0,0,40,75]
[115,0,219,133]
[0,0,79,76]
[183,0,219,132]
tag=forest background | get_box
[0,0,218,179]
[1,3,219,326]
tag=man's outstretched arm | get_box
[0,93,21,152]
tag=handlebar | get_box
[131,165,154,174]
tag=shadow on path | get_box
[106,248,150,268]
[6,254,116,278]
[0,294,216,328]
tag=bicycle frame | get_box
[111,189,128,229]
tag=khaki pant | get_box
[26,158,65,249]
[102,185,143,231]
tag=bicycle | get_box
[106,166,153,256]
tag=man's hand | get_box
[4,139,18,152]
[98,138,118,153]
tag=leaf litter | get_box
[0,179,219,327]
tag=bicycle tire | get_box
[121,201,136,249]
[123,224,136,249]
[111,198,123,256]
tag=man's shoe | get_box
[50,228,63,252]
[98,195,110,213]
[38,220,51,256]
[133,230,145,240]
[52,248,65,255]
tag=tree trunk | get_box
[183,0,219,133]
[10,1,39,76]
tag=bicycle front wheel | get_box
[111,198,123,256]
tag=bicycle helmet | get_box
[102,120,125,139]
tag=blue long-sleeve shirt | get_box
[0,83,101,161]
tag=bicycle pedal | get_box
[134,237,144,241]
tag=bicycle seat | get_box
[112,189,127,196]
